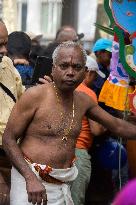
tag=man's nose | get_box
[67,67,75,76]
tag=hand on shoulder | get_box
[38,75,52,84]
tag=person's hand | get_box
[126,112,136,125]
[26,176,47,205]
[38,75,52,84]
[0,182,10,205]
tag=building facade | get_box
[2,0,98,40]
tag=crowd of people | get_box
[0,19,136,205]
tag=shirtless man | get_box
[2,41,136,205]
[0,20,24,205]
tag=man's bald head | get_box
[0,21,8,57]
[56,26,78,43]
[52,41,87,65]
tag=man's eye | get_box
[73,64,83,70]
[59,63,69,69]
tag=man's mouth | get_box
[64,80,76,85]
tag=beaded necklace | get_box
[53,82,75,144]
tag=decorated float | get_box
[97,0,136,178]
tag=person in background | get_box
[7,31,34,87]
[0,21,25,204]
[55,25,78,43]
[27,32,44,68]
[43,25,81,59]
[92,38,112,97]
[27,32,43,47]
[71,55,106,205]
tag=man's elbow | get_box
[2,132,9,151]
[2,129,14,151]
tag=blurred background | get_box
[0,0,111,49]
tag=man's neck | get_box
[52,82,74,103]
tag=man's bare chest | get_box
[27,104,83,140]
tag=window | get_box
[41,0,62,38]
[17,0,27,31]
[0,0,2,19]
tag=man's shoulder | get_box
[76,83,97,102]
[0,56,25,95]
[1,56,14,69]
[1,56,21,77]
[22,84,50,100]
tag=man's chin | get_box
[62,82,80,91]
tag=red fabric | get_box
[130,32,136,40]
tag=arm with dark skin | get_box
[0,172,9,205]
[87,102,136,139]
[2,87,47,205]
[41,75,136,138]
[89,119,107,137]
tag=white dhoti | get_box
[10,162,78,205]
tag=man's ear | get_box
[52,65,55,72]
[51,65,56,79]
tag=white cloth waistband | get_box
[11,163,78,205]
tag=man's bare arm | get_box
[89,119,106,137]
[3,88,38,179]
[2,87,47,205]
[87,104,136,139]
[0,172,9,204]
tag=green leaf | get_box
[94,23,114,36]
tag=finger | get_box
[2,194,7,205]
[6,194,10,205]
[31,193,37,205]
[43,75,52,82]
[43,198,48,205]
[0,196,4,205]
[42,192,47,205]
[28,192,32,203]
[37,192,42,205]
[38,78,47,84]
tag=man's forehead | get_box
[0,22,7,32]
[0,23,8,40]
[57,47,83,61]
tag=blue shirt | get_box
[15,64,34,86]
[92,63,109,97]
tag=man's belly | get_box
[20,136,75,169]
